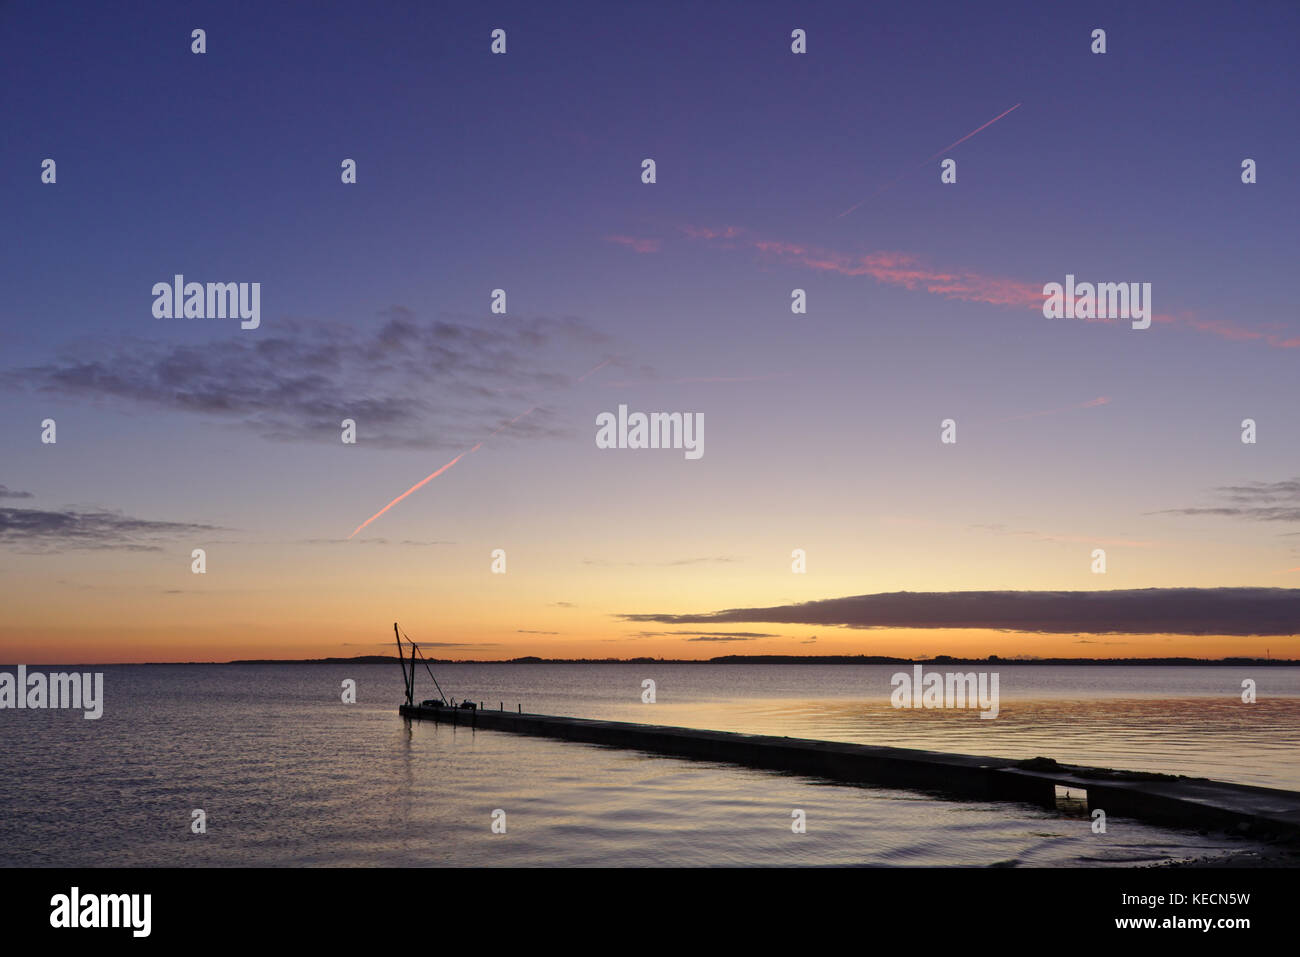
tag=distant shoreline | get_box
[11,654,1293,667]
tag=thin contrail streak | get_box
[347,452,470,539]
[922,102,1021,163]
[577,357,612,381]
[347,357,613,538]
[485,406,537,439]
[346,406,541,539]
[992,395,1110,424]
[837,103,1022,219]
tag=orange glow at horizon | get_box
[0,619,1290,665]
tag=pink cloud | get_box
[680,225,744,240]
[750,242,1043,309]
[1176,314,1300,348]
[605,235,661,254]
[680,226,1300,348]
[1036,533,1155,548]
[602,372,792,387]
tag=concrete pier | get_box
[399,703,1300,840]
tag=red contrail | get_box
[348,358,612,538]
[577,357,611,381]
[347,406,541,539]
[347,451,472,539]
[992,395,1110,424]
[485,405,537,439]
[922,102,1021,163]
[838,103,1022,219]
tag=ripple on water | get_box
[0,664,1289,866]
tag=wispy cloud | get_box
[628,630,779,638]
[387,641,502,649]
[1158,313,1300,349]
[585,556,741,567]
[601,372,791,387]
[1165,507,1300,523]
[693,233,1046,309]
[293,538,456,546]
[4,310,610,449]
[680,228,1300,348]
[0,506,223,552]
[1155,478,1300,524]
[604,235,661,253]
[679,225,743,241]
[970,522,1155,548]
[1216,480,1300,504]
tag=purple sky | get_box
[2,0,1298,661]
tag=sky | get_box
[2,0,1298,662]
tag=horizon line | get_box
[4,653,1296,667]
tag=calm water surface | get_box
[1,664,1294,867]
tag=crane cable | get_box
[398,625,448,705]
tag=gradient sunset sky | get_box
[2,1,1298,662]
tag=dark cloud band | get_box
[621,588,1300,636]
